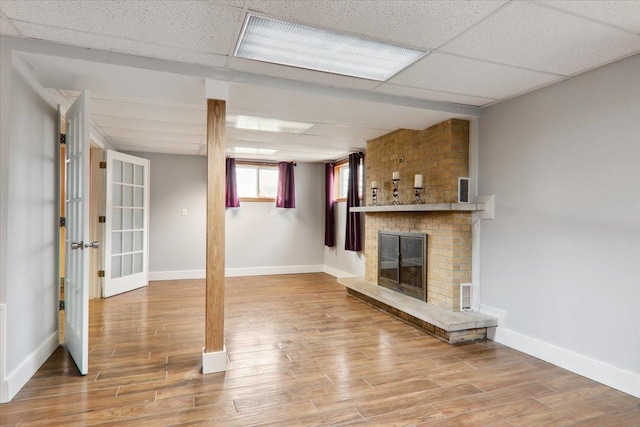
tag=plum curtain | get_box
[276,162,296,208]
[324,163,335,247]
[225,157,240,208]
[345,153,363,251]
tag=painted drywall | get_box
[127,152,207,275]
[1,51,59,400]
[323,202,365,277]
[226,163,325,274]
[479,55,640,388]
[132,153,326,277]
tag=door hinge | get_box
[98,270,105,278]
[59,216,66,227]
[98,215,106,223]
[99,161,107,169]
[59,134,66,145]
[59,300,65,311]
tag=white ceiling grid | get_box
[1,0,638,161]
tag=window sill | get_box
[240,197,276,202]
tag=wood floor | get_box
[2,273,638,426]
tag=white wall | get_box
[478,54,640,397]
[0,49,59,402]
[226,163,325,276]
[134,153,326,279]
[127,152,207,280]
[323,202,365,277]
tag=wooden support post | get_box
[205,99,226,355]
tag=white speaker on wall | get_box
[458,177,470,203]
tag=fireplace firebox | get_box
[378,231,427,301]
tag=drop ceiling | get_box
[2,0,638,161]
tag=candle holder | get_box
[412,187,425,204]
[392,179,400,205]
[371,187,379,206]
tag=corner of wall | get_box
[0,330,58,403]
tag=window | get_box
[236,163,278,201]
[335,159,363,201]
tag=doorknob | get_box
[71,241,83,250]
[70,241,99,250]
[84,241,99,249]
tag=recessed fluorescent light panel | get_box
[226,146,278,155]
[227,114,314,134]
[234,14,427,81]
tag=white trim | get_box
[323,265,357,279]
[205,79,229,101]
[0,331,58,403]
[478,304,507,327]
[225,265,324,277]
[0,304,5,381]
[491,326,640,399]
[202,345,227,374]
[149,270,205,281]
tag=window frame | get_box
[235,161,279,202]
[334,158,363,203]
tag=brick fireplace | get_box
[364,119,472,312]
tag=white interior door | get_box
[64,90,91,375]
[103,150,150,297]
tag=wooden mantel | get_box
[351,202,485,213]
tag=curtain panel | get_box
[324,163,335,247]
[276,162,296,208]
[225,157,240,208]
[345,153,362,251]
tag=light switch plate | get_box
[181,208,187,216]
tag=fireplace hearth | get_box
[378,231,427,301]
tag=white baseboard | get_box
[483,308,640,399]
[0,330,59,403]
[225,265,324,277]
[323,265,357,279]
[149,270,205,281]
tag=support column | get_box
[202,81,228,374]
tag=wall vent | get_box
[460,283,472,311]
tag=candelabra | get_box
[412,187,425,204]
[371,187,379,206]
[392,179,400,205]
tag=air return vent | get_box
[460,283,472,311]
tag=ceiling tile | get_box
[304,124,389,140]
[0,17,19,36]
[12,22,228,67]
[91,115,204,135]
[2,0,242,54]
[440,1,640,75]
[91,99,205,124]
[98,127,201,144]
[227,128,366,150]
[119,145,200,156]
[244,0,507,50]
[388,52,561,99]
[228,57,380,91]
[110,138,201,150]
[373,83,495,107]
[538,0,640,34]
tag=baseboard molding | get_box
[0,330,59,403]
[149,270,205,281]
[225,265,324,278]
[323,265,357,279]
[492,326,640,399]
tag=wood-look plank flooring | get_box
[2,273,639,426]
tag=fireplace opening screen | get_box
[378,231,427,301]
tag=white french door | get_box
[64,90,91,375]
[103,150,150,297]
